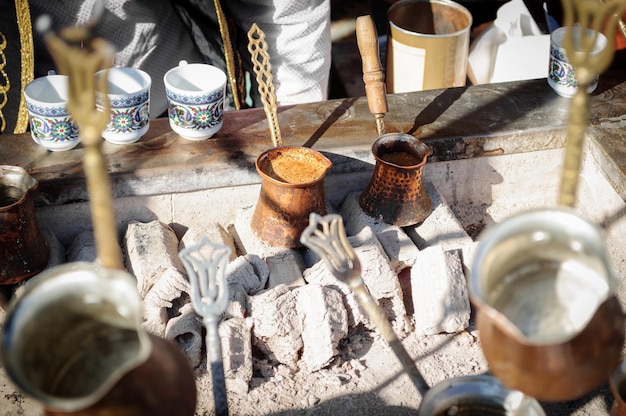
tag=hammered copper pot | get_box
[470,208,625,402]
[359,133,432,226]
[251,146,332,248]
[0,165,49,284]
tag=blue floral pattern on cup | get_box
[99,91,150,134]
[26,103,70,117]
[548,47,576,88]
[109,91,150,108]
[29,115,78,143]
[166,89,224,131]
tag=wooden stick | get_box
[356,15,388,137]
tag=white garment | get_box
[32,0,204,116]
[229,0,332,105]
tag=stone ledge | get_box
[4,69,625,207]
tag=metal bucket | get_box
[469,207,624,401]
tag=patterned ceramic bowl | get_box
[164,61,226,140]
[96,67,151,144]
[24,74,80,152]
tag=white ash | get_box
[92,199,472,398]
[408,182,474,251]
[340,191,420,273]
[247,284,303,368]
[233,204,306,288]
[226,254,269,295]
[141,266,190,337]
[349,226,410,337]
[165,302,203,368]
[303,256,369,330]
[295,283,349,372]
[125,220,185,298]
[219,317,253,388]
[411,246,471,335]
[179,222,237,262]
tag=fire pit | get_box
[1,64,626,415]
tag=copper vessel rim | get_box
[255,146,332,188]
[0,165,38,210]
[371,133,432,169]
[470,295,619,347]
[610,360,626,402]
[1,262,153,412]
[469,206,619,346]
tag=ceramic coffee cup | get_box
[24,73,80,151]
[548,26,607,98]
[163,61,226,140]
[96,67,151,144]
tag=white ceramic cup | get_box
[23,74,80,151]
[547,26,607,98]
[95,67,151,144]
[163,61,226,140]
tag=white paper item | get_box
[490,34,550,83]
[468,0,551,85]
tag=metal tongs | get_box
[300,213,429,397]
[180,238,232,416]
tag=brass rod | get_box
[46,29,123,270]
[247,23,282,148]
[558,0,626,207]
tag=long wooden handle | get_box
[356,15,387,135]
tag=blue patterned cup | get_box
[24,74,79,151]
[96,67,151,144]
[163,61,226,140]
[547,27,607,98]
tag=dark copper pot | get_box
[470,208,625,402]
[0,165,49,284]
[1,263,197,416]
[251,146,332,248]
[610,361,626,416]
[43,334,197,416]
[359,133,432,226]
[477,296,624,402]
